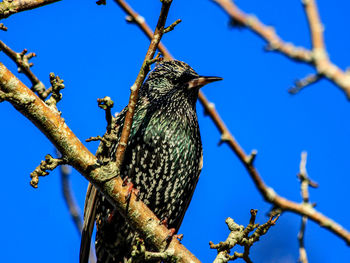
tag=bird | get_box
[80,60,222,263]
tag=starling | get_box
[80,60,222,263]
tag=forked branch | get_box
[212,0,350,98]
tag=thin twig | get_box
[0,0,61,19]
[297,152,309,263]
[114,0,172,60]
[212,0,312,62]
[0,40,47,99]
[114,0,174,172]
[30,154,66,188]
[289,73,322,94]
[163,19,182,33]
[298,216,308,263]
[59,158,83,234]
[59,158,97,263]
[113,0,350,246]
[212,0,350,99]
[296,152,318,263]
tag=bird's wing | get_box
[80,183,98,263]
[173,152,203,233]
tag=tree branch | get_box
[210,209,280,263]
[114,0,172,60]
[0,40,48,99]
[0,0,61,19]
[212,0,350,99]
[114,0,174,171]
[212,0,312,62]
[296,152,317,263]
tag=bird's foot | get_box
[124,181,140,202]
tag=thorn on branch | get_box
[288,73,321,94]
[97,96,114,133]
[163,19,182,34]
[0,23,7,31]
[30,154,67,188]
[45,73,65,108]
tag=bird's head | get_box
[140,60,222,106]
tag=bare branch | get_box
[113,0,173,60]
[30,154,66,188]
[289,73,322,94]
[163,19,182,34]
[210,209,280,263]
[298,216,308,263]
[114,0,174,172]
[212,0,312,62]
[0,40,47,99]
[296,152,318,263]
[60,163,83,233]
[0,0,61,19]
[45,72,64,108]
[212,0,350,99]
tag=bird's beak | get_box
[187,76,223,89]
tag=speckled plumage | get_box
[81,60,221,263]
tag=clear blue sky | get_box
[1,0,349,262]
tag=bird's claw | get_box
[124,181,140,202]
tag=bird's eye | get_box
[177,71,196,85]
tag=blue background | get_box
[1,0,349,262]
